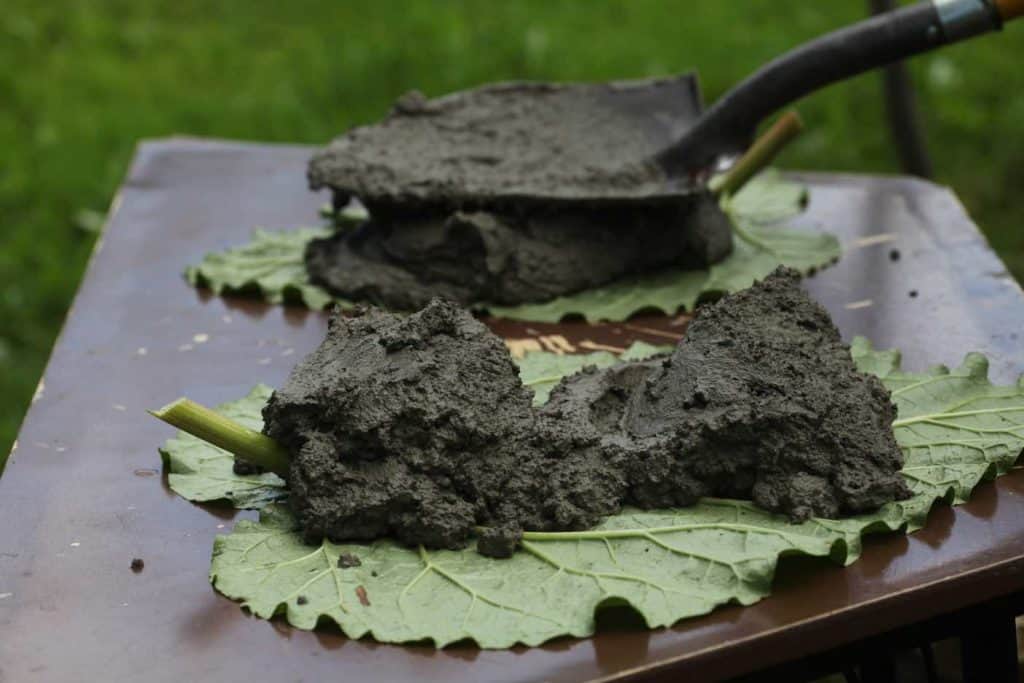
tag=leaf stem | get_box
[711,110,805,198]
[149,398,290,478]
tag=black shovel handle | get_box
[660,0,1011,174]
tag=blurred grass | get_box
[1,0,1023,470]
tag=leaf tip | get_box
[960,352,990,380]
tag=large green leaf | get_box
[211,500,879,648]
[158,384,288,509]
[196,340,1024,648]
[185,172,839,322]
[850,337,1024,510]
[724,167,810,222]
[185,227,338,310]
[701,220,840,297]
[485,265,710,323]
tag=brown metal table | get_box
[2,138,1023,683]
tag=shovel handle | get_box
[995,0,1024,19]
[662,0,1007,174]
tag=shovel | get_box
[309,0,1021,211]
[664,0,1023,174]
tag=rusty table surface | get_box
[2,138,1024,683]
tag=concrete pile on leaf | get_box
[262,267,910,557]
[303,77,733,309]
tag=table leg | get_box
[857,651,896,682]
[960,606,1019,683]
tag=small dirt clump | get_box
[337,553,362,569]
[232,459,264,476]
[264,268,910,557]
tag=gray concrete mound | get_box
[303,76,732,309]
[307,76,703,210]
[304,193,732,309]
[264,268,909,557]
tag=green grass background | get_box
[2,1,1022,469]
